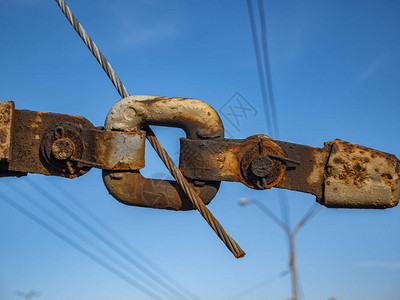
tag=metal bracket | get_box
[179,135,287,190]
[180,137,400,208]
[0,101,145,178]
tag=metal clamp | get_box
[179,135,287,190]
[102,95,224,210]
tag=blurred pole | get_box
[239,198,320,300]
[289,233,299,300]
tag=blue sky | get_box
[0,0,399,299]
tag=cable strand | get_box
[54,0,244,258]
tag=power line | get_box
[227,269,289,300]
[48,179,200,300]
[246,2,324,299]
[257,0,279,138]
[24,177,189,300]
[7,181,168,300]
[246,0,273,134]
[256,0,292,234]
[247,0,291,249]
[0,192,162,300]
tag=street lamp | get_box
[239,197,320,300]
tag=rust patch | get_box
[180,135,286,190]
[8,109,94,178]
[0,101,15,161]
[102,170,220,211]
[321,140,399,208]
[274,140,331,199]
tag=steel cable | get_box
[54,0,245,258]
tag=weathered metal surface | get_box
[8,109,94,178]
[104,95,224,139]
[181,137,400,208]
[92,129,145,170]
[2,100,399,210]
[240,136,286,189]
[179,135,286,190]
[274,140,331,200]
[321,139,400,208]
[103,170,220,210]
[0,105,145,177]
[41,122,90,176]
[0,101,14,162]
[103,95,224,210]
[51,138,75,160]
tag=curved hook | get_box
[102,95,224,210]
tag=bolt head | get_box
[250,155,273,178]
[51,138,75,160]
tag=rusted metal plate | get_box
[8,109,95,177]
[179,135,286,190]
[5,108,146,177]
[93,130,145,170]
[180,137,400,209]
[321,139,400,208]
[0,101,15,162]
[274,140,331,200]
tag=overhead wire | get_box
[256,0,292,234]
[0,192,163,300]
[24,177,188,300]
[54,0,244,260]
[6,181,169,300]
[227,269,289,300]
[246,0,291,251]
[49,179,201,300]
[247,1,323,298]
[257,0,279,138]
[246,0,273,134]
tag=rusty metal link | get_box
[102,95,224,210]
[180,137,400,209]
[179,135,287,190]
[102,95,245,258]
[2,98,399,211]
[0,101,146,178]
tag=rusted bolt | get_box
[51,138,75,160]
[250,155,273,178]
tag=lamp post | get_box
[239,198,320,300]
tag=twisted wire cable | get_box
[54,0,245,258]
[55,0,129,98]
[146,130,245,258]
